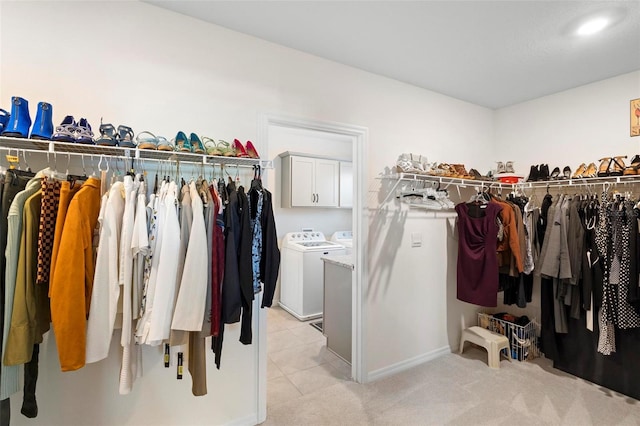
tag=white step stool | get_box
[459,326,511,369]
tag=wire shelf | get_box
[0,136,272,169]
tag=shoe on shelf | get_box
[538,164,550,181]
[0,108,9,133]
[95,119,118,146]
[549,166,560,180]
[203,137,221,155]
[597,157,612,177]
[526,165,539,182]
[572,163,586,179]
[116,125,135,148]
[562,166,571,179]
[75,118,94,144]
[190,133,205,154]
[136,131,158,150]
[505,161,515,173]
[610,155,627,177]
[51,115,77,142]
[174,131,192,152]
[584,162,597,178]
[30,102,53,140]
[1,96,31,138]
[233,139,249,158]
[624,154,640,175]
[496,161,506,174]
[156,135,174,151]
[246,141,260,159]
[220,140,235,157]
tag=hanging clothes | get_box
[85,181,125,363]
[50,177,101,372]
[455,201,502,307]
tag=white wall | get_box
[1,0,495,423]
[493,70,640,321]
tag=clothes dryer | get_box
[280,231,345,320]
[330,230,353,255]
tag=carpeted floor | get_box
[266,345,640,425]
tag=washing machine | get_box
[331,231,353,255]
[280,231,346,321]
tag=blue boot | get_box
[1,96,31,138]
[0,109,9,133]
[30,102,54,140]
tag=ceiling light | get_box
[576,18,609,36]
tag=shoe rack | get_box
[0,136,273,170]
[379,172,640,207]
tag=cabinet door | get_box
[290,156,316,207]
[314,159,340,207]
[339,161,353,208]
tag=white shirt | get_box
[85,182,125,364]
[171,182,209,331]
[146,181,181,345]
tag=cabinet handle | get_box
[316,193,319,203]
[312,193,316,203]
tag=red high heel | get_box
[233,139,249,158]
[245,141,260,159]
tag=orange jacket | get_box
[50,178,101,372]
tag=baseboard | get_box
[224,413,258,426]
[366,345,451,382]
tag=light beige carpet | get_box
[263,347,640,425]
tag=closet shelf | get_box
[379,172,640,207]
[0,136,272,169]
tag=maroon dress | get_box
[455,202,502,307]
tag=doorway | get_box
[257,114,367,420]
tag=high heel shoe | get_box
[496,161,506,174]
[572,163,586,179]
[245,141,260,159]
[597,158,611,177]
[562,166,571,179]
[505,161,515,173]
[609,156,626,177]
[549,167,560,180]
[233,139,249,158]
[624,155,640,175]
[174,131,192,152]
[190,133,205,154]
[584,162,597,178]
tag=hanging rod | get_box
[0,136,272,169]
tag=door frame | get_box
[257,113,368,421]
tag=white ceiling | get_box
[147,1,640,109]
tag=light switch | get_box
[411,233,422,248]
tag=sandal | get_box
[597,158,611,177]
[609,155,626,176]
[52,115,77,142]
[95,119,117,146]
[157,135,174,151]
[136,131,158,150]
[233,139,249,158]
[219,140,235,157]
[584,162,597,178]
[624,155,640,175]
[572,163,586,179]
[174,131,192,152]
[190,133,205,154]
[75,118,94,144]
[203,137,221,155]
[116,125,136,148]
[505,161,515,173]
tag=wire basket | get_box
[477,312,541,361]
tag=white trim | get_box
[224,413,259,426]
[258,112,369,396]
[366,346,452,383]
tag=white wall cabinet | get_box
[281,153,340,207]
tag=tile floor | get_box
[265,306,640,425]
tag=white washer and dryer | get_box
[280,231,346,320]
[330,231,353,255]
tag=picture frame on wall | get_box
[632,98,640,137]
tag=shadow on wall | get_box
[367,172,407,301]
[445,208,481,352]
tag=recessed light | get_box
[576,17,609,36]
